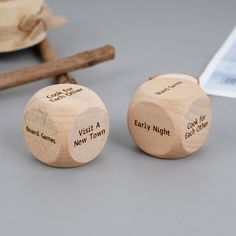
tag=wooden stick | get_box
[39,39,77,84]
[0,45,115,90]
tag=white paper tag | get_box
[200,27,236,98]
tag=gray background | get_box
[0,0,236,235]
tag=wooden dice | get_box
[23,84,109,167]
[128,73,212,159]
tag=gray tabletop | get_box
[1,0,236,235]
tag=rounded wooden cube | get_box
[23,84,109,167]
[128,74,212,159]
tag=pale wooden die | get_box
[128,73,212,159]
[23,84,109,167]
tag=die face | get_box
[69,107,109,164]
[23,108,60,165]
[128,75,212,159]
[23,84,109,167]
[128,101,175,157]
[152,74,199,85]
[28,84,104,115]
[140,77,202,101]
[181,96,212,155]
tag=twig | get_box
[0,45,115,90]
[38,39,77,84]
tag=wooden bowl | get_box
[0,0,45,52]
[0,0,65,52]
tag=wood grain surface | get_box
[23,84,109,167]
[128,74,212,159]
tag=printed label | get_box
[134,119,171,136]
[155,81,183,95]
[25,126,56,144]
[73,121,106,148]
[46,87,83,102]
[184,115,209,140]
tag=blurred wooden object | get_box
[0,0,65,53]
